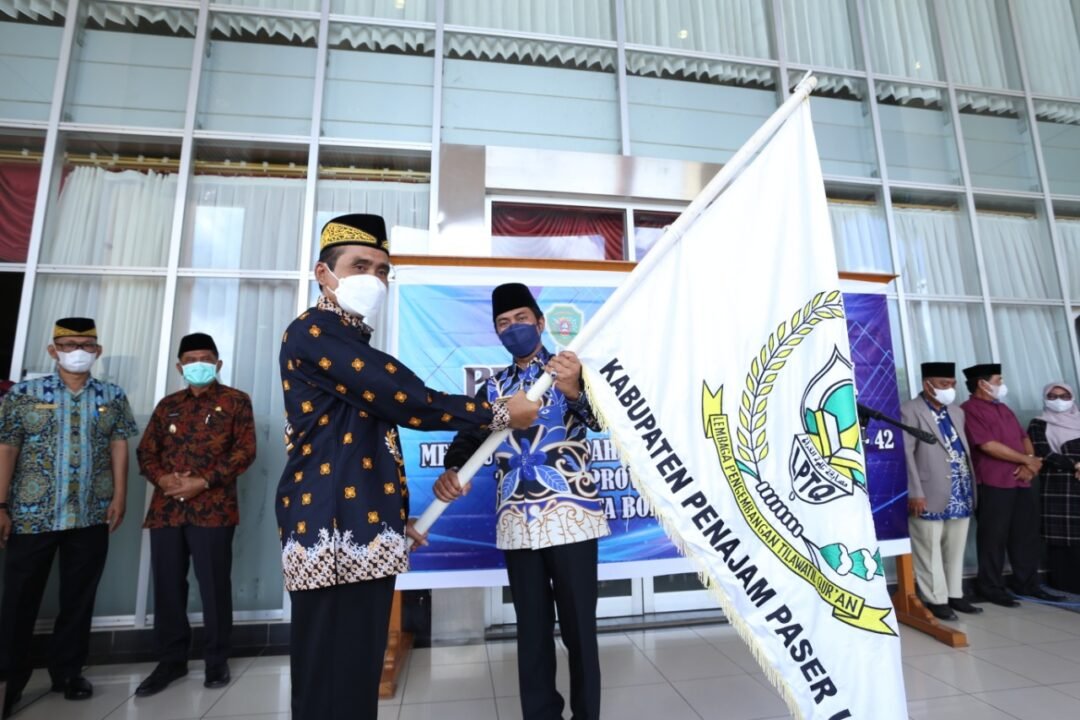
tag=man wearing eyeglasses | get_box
[0,317,138,718]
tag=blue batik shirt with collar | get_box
[0,373,138,534]
[920,397,974,521]
[444,346,611,550]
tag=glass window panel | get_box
[1057,218,1080,300]
[977,209,1061,300]
[633,209,679,261]
[782,0,860,70]
[333,0,435,22]
[0,6,64,121]
[876,83,961,185]
[627,54,777,163]
[1038,103,1080,196]
[443,33,619,154]
[828,199,892,274]
[905,299,992,390]
[168,277,296,612]
[24,274,165,415]
[181,141,308,271]
[937,0,1021,90]
[39,135,181,267]
[865,0,942,81]
[791,72,877,177]
[625,0,773,60]
[323,24,434,142]
[0,131,45,263]
[653,572,706,593]
[446,0,613,41]
[65,2,196,128]
[894,202,982,296]
[312,155,430,266]
[991,304,1077,423]
[959,95,1039,192]
[1012,0,1080,98]
[490,202,625,260]
[197,13,318,135]
[224,0,320,10]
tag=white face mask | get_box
[986,381,1008,401]
[56,349,97,374]
[931,386,956,406]
[1046,398,1075,414]
[326,269,387,324]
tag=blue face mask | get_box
[498,323,541,358]
[182,361,217,387]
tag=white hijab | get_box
[1037,382,1080,454]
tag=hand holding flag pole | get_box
[407,74,821,549]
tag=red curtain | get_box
[492,203,625,260]
[0,163,40,262]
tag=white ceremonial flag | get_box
[575,100,907,719]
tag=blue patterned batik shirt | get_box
[0,374,138,534]
[445,347,611,550]
[920,398,974,521]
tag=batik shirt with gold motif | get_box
[0,374,138,534]
[276,297,508,591]
[444,347,611,551]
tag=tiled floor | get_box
[8,600,1080,719]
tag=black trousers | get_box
[150,525,235,666]
[0,525,108,695]
[976,485,1041,597]
[289,576,396,720]
[504,539,601,720]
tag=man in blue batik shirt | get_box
[436,283,610,720]
[0,317,138,717]
[900,361,980,622]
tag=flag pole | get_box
[407,75,820,546]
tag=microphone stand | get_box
[857,402,938,446]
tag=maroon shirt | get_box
[138,382,256,528]
[960,396,1029,489]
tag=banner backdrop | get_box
[392,271,907,584]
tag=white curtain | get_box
[905,298,990,393]
[184,176,306,271]
[894,206,981,297]
[41,166,177,266]
[827,201,892,273]
[992,304,1078,422]
[977,213,1061,300]
[490,233,605,260]
[1056,218,1080,299]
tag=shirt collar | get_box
[316,294,373,335]
[508,346,552,380]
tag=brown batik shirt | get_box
[138,382,257,528]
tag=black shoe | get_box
[1030,589,1067,602]
[203,662,231,689]
[135,662,188,698]
[948,597,984,614]
[50,675,93,701]
[984,593,1021,608]
[927,602,958,621]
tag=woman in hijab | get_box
[1029,382,1080,593]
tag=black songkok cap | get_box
[963,363,1002,380]
[54,317,97,339]
[491,283,542,324]
[319,213,389,255]
[921,362,955,379]
[178,332,219,358]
